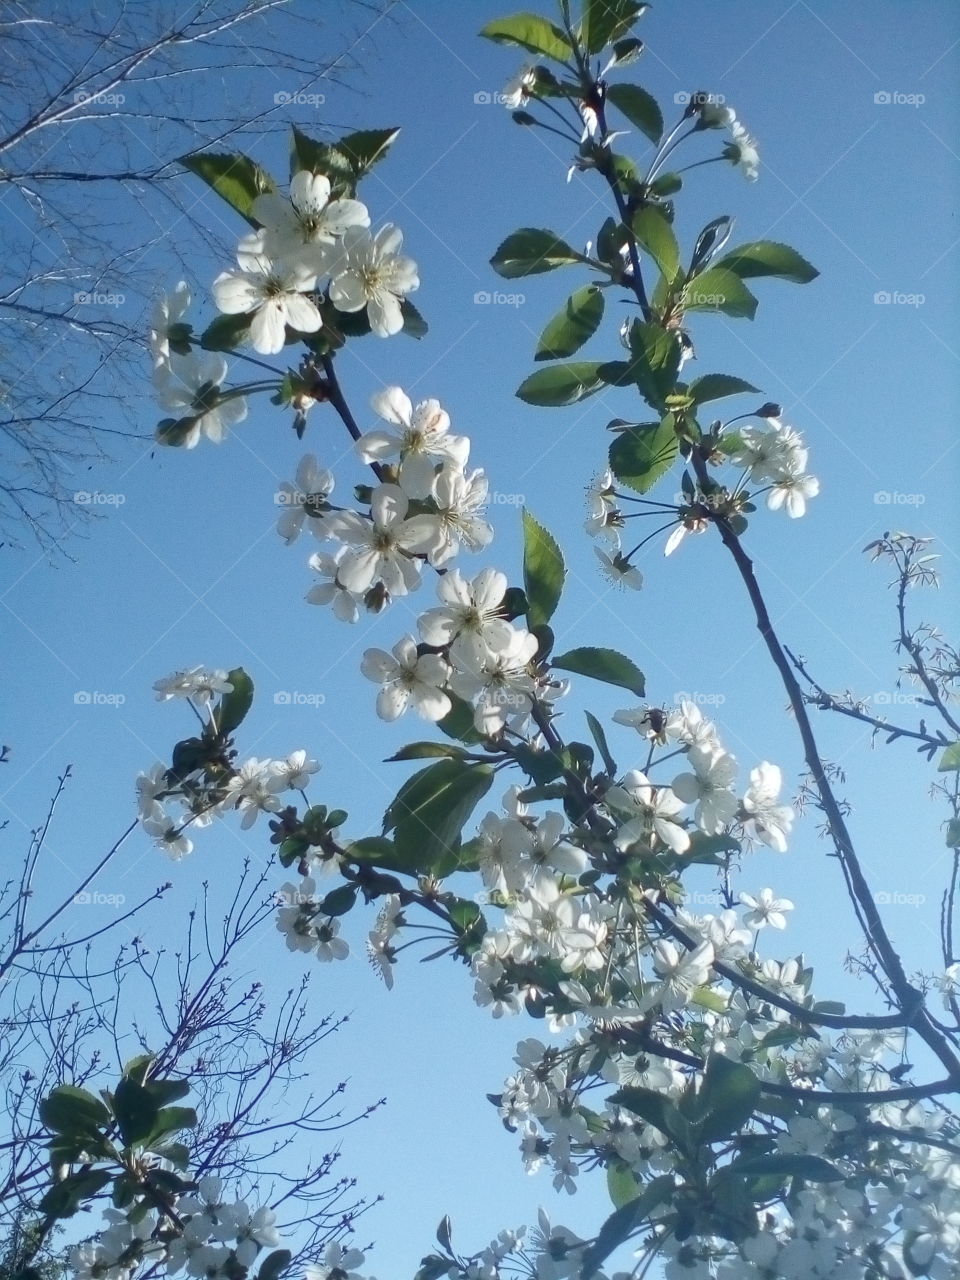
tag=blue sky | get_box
[2,0,959,1274]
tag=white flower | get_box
[367,896,402,989]
[153,352,247,448]
[403,465,493,567]
[418,567,514,669]
[244,170,369,267]
[651,939,715,1012]
[357,386,468,499]
[231,1204,280,1267]
[697,101,737,129]
[334,484,422,597]
[153,667,233,704]
[594,546,643,589]
[276,455,335,543]
[136,762,168,822]
[740,887,794,930]
[273,750,320,791]
[306,549,362,623]
[143,811,193,860]
[328,223,419,337]
[306,1241,367,1280]
[212,253,320,354]
[503,65,537,109]
[149,280,190,365]
[671,744,738,834]
[742,762,794,852]
[449,626,538,735]
[361,634,451,722]
[767,471,820,518]
[936,962,960,1011]
[726,120,760,180]
[223,758,284,829]
[665,700,720,751]
[606,770,691,855]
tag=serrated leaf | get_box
[937,742,960,772]
[585,711,617,775]
[38,1169,113,1220]
[214,667,254,735]
[722,1152,843,1183]
[604,83,663,144]
[609,418,678,494]
[401,298,428,339]
[387,742,470,762]
[516,362,606,406]
[631,206,679,282]
[686,374,760,405]
[318,883,358,917]
[714,240,819,284]
[199,312,253,352]
[40,1085,112,1136]
[437,693,485,746]
[684,268,758,319]
[179,152,275,227]
[606,1160,641,1209]
[490,228,583,278]
[112,1077,159,1149]
[479,13,573,61]
[522,509,565,627]
[291,127,399,197]
[535,285,605,360]
[552,647,645,696]
[582,0,649,53]
[386,760,495,878]
[582,1175,673,1279]
[147,1106,197,1145]
[691,1056,761,1144]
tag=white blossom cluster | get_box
[136,667,319,858]
[69,1179,280,1280]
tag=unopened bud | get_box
[756,402,782,419]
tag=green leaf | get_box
[214,667,254,735]
[40,1085,112,1136]
[609,418,678,494]
[38,1169,113,1220]
[318,884,358,917]
[946,818,960,848]
[690,1056,761,1144]
[722,1152,843,1183]
[683,268,758,319]
[199,312,253,353]
[713,240,819,284]
[400,298,428,339]
[552,647,645,696]
[687,374,761,405]
[179,152,275,227]
[387,742,470,762]
[522,509,565,627]
[479,13,573,62]
[516,362,606,406]
[511,742,566,786]
[386,761,495,878]
[437,693,485,746]
[585,711,617,776]
[112,1077,159,1149]
[535,285,605,360]
[604,83,663,144]
[631,206,679,282]
[609,1087,688,1143]
[257,1250,293,1280]
[606,1160,641,1209]
[490,228,583,278]
[937,742,960,772]
[619,320,683,408]
[291,127,399,196]
[582,1175,674,1279]
[147,1106,197,1145]
[582,0,649,53]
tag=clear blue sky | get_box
[2,1,959,1274]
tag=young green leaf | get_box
[39,1085,112,1136]
[522,509,565,627]
[387,760,495,877]
[686,373,760,405]
[214,667,254,735]
[490,228,584,278]
[631,206,680,282]
[199,312,253,353]
[479,13,573,62]
[581,0,649,53]
[604,83,663,144]
[535,285,605,360]
[581,1175,674,1279]
[552,647,645,696]
[179,152,275,227]
[609,418,678,494]
[683,267,758,319]
[713,240,819,284]
[937,742,960,772]
[516,362,607,406]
